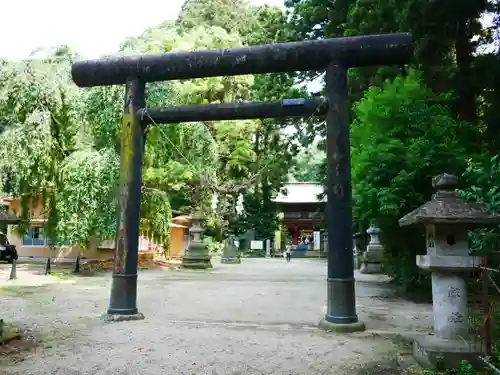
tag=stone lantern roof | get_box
[399,173,500,227]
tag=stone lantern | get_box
[359,226,384,274]
[181,212,212,269]
[398,173,500,368]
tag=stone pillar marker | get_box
[265,239,271,258]
[398,173,500,369]
[221,235,241,264]
[181,213,212,269]
[352,231,364,270]
[359,226,384,274]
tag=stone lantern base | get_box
[181,242,212,269]
[181,256,212,269]
[412,255,483,370]
[359,250,383,274]
[412,335,483,370]
[359,226,384,274]
[221,256,241,264]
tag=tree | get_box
[286,0,500,261]
[29,45,82,63]
[0,47,176,248]
[0,0,313,251]
[344,0,488,125]
[54,149,118,248]
[291,144,325,182]
[286,0,490,124]
[0,58,82,243]
[177,0,255,37]
[174,0,307,240]
[0,57,126,249]
[350,71,483,290]
[120,22,254,226]
[460,154,500,254]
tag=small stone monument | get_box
[359,226,384,274]
[221,235,241,264]
[352,231,364,270]
[399,173,500,369]
[181,212,212,269]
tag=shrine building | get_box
[272,182,327,250]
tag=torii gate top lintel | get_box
[71,33,412,87]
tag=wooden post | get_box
[74,255,81,273]
[9,259,17,280]
[105,78,146,320]
[45,257,51,275]
[319,63,364,332]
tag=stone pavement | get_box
[0,258,432,374]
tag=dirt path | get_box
[0,259,432,374]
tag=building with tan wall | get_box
[0,196,191,262]
[168,215,191,259]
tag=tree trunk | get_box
[455,17,477,124]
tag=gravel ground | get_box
[0,258,432,375]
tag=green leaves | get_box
[140,188,172,246]
[0,59,81,238]
[83,85,123,151]
[54,149,119,248]
[351,70,483,289]
[460,155,500,254]
[0,0,305,249]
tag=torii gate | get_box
[71,33,412,330]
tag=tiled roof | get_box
[273,182,326,204]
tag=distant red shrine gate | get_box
[272,182,326,246]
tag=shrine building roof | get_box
[272,182,326,204]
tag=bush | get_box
[203,236,224,255]
[460,155,500,255]
[351,70,483,291]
